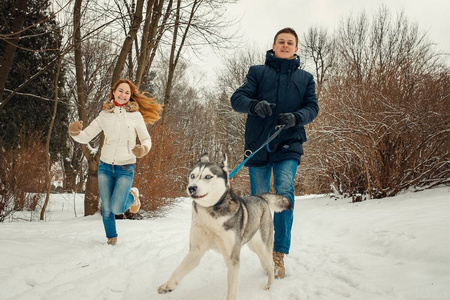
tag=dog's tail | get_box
[259,194,292,212]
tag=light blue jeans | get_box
[248,159,298,254]
[98,161,135,238]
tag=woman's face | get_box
[113,82,131,105]
[273,33,298,59]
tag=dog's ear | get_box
[199,153,209,163]
[219,153,228,171]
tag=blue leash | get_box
[229,125,285,179]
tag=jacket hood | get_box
[102,99,140,113]
[265,50,300,73]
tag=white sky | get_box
[226,0,450,51]
[191,0,450,87]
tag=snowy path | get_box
[0,186,449,300]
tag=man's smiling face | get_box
[273,33,298,59]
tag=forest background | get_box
[0,0,448,221]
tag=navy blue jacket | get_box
[231,50,319,166]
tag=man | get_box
[230,27,319,278]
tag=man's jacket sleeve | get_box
[230,66,259,114]
[294,73,319,126]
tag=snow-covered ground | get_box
[0,186,449,300]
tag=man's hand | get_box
[252,100,276,118]
[277,113,297,129]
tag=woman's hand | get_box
[132,145,147,158]
[69,121,83,136]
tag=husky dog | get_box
[157,153,292,300]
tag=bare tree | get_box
[144,0,237,176]
[72,0,103,215]
[111,0,145,84]
[303,7,450,197]
[135,0,164,87]
[41,50,63,221]
[301,26,335,99]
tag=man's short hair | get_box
[273,27,298,47]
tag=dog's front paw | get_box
[158,281,177,294]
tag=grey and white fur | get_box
[157,153,292,300]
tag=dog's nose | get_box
[188,186,197,195]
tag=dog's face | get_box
[187,153,229,207]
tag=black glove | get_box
[252,100,276,118]
[277,113,297,129]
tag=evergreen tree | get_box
[0,0,68,161]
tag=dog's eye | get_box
[190,174,195,179]
[205,175,212,179]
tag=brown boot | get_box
[107,237,117,246]
[273,251,285,279]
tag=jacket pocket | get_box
[295,126,307,143]
[279,141,304,156]
[245,116,265,149]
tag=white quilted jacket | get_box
[72,100,151,165]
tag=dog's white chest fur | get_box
[191,206,236,251]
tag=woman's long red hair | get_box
[109,79,162,124]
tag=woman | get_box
[69,79,162,246]
[230,28,319,278]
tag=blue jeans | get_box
[98,161,135,238]
[248,159,298,254]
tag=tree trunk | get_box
[160,0,180,124]
[73,0,88,124]
[143,0,173,85]
[84,159,100,215]
[160,0,196,123]
[63,143,85,193]
[40,52,62,221]
[111,0,145,84]
[63,156,79,192]
[0,0,28,103]
[73,0,102,215]
[135,0,161,87]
